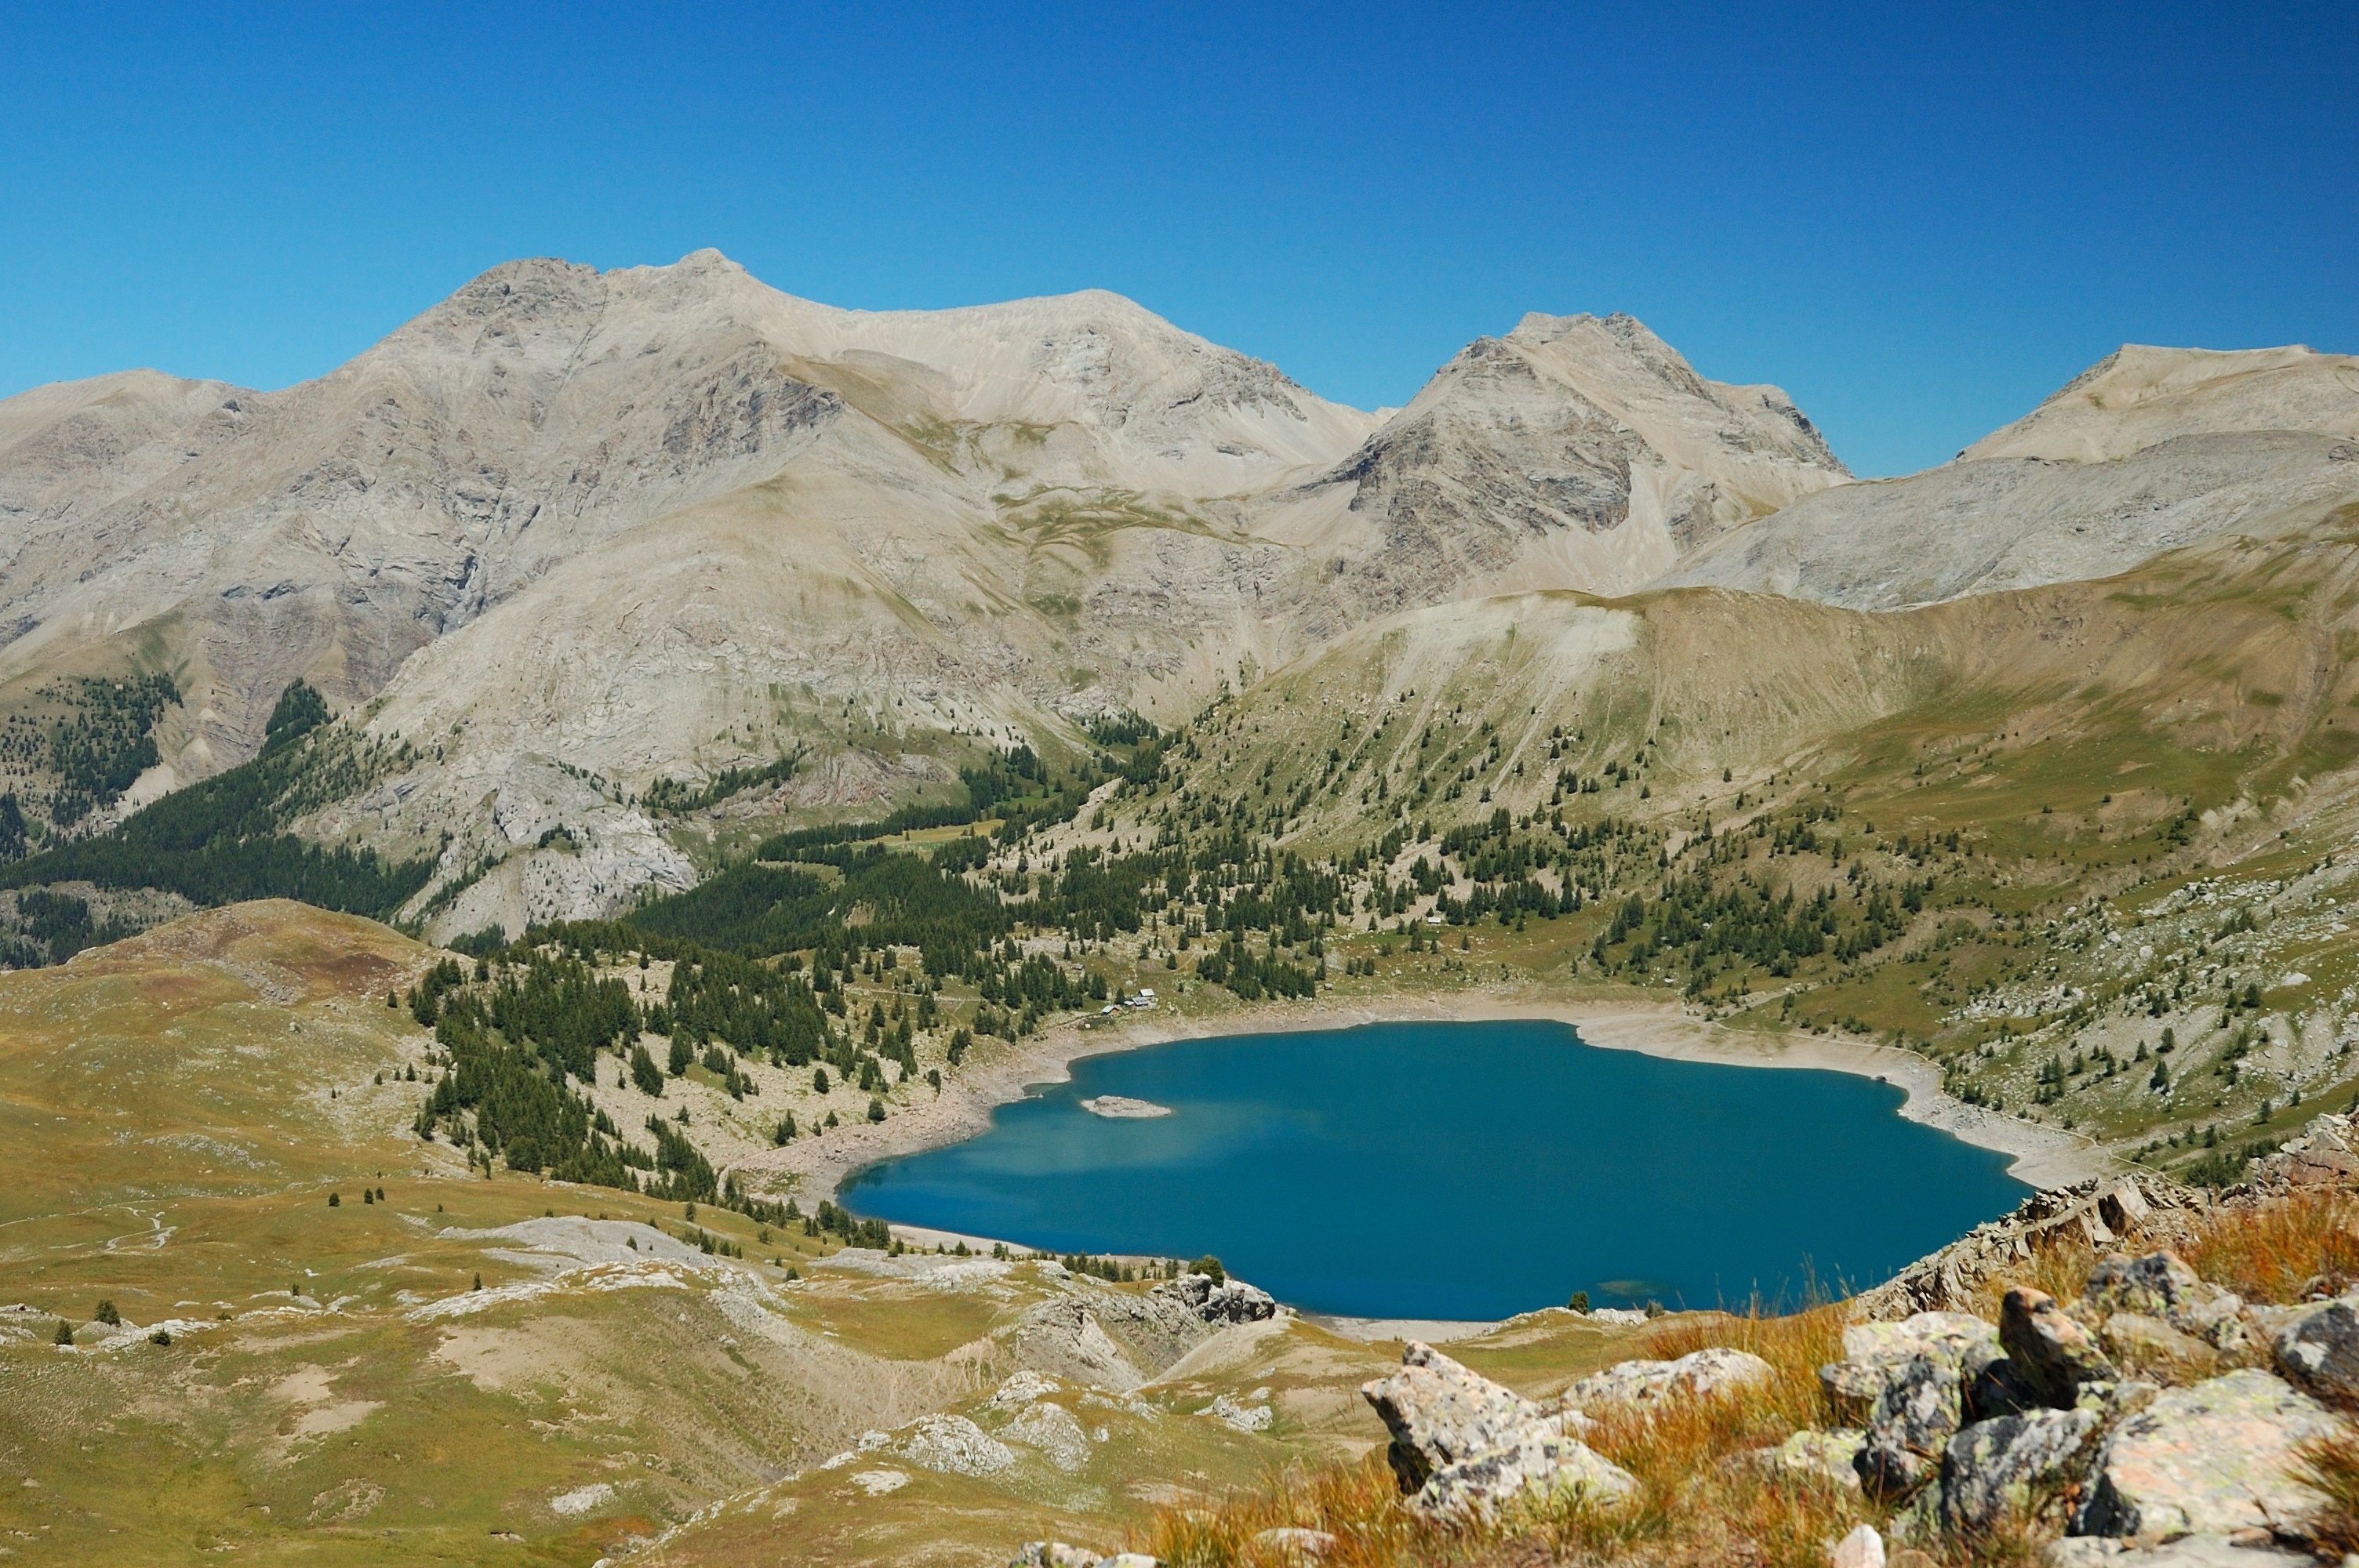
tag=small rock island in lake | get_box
[1079,1095,1172,1120]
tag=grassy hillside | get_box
[0,902,1675,1565]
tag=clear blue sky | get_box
[4,2,2352,475]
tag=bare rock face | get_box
[1358,1341,1637,1518]
[1269,311,1846,636]
[2070,1368,2339,1540]
[2001,1287,2120,1409]
[2245,1113,2359,1195]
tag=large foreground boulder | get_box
[1361,1342,1636,1517]
[2070,1368,2339,1540]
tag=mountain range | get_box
[2,250,2354,938]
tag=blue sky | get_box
[3,2,2351,475]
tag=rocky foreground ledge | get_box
[1016,1113,2359,1568]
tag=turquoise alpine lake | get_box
[843,1019,2030,1321]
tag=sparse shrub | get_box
[93,1299,119,1326]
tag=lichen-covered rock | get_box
[1415,1429,1638,1519]
[1568,1346,1774,1408]
[1823,1312,1999,1423]
[2272,1294,2359,1404]
[2081,1252,2251,1354]
[2002,1287,2118,1407]
[2070,1368,2339,1539]
[2099,1312,2217,1378]
[1856,1352,1965,1499]
[1845,1312,2001,1367]
[1936,1408,2099,1535]
[1361,1342,1559,1493]
[1769,1427,1865,1488]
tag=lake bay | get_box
[845,1019,2028,1320]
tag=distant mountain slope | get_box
[1656,344,2359,609]
[0,253,1381,786]
[2,254,1853,933]
[1964,343,2359,462]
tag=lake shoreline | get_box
[747,983,2107,1204]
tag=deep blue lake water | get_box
[843,1019,2029,1321]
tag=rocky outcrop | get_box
[2245,1112,2359,1196]
[1360,1341,1636,1517]
[1822,1311,1999,1423]
[1011,1272,1280,1391]
[2071,1369,2339,1539]
[1361,1342,1566,1494]
[1768,1250,2357,1555]
[1853,1177,2211,1321]
[2081,1252,2252,1354]
[1567,1345,1773,1408]
[1159,1271,1278,1325]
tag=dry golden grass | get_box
[2296,1429,2359,1559]
[1132,1308,1871,1568]
[2183,1189,2359,1305]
